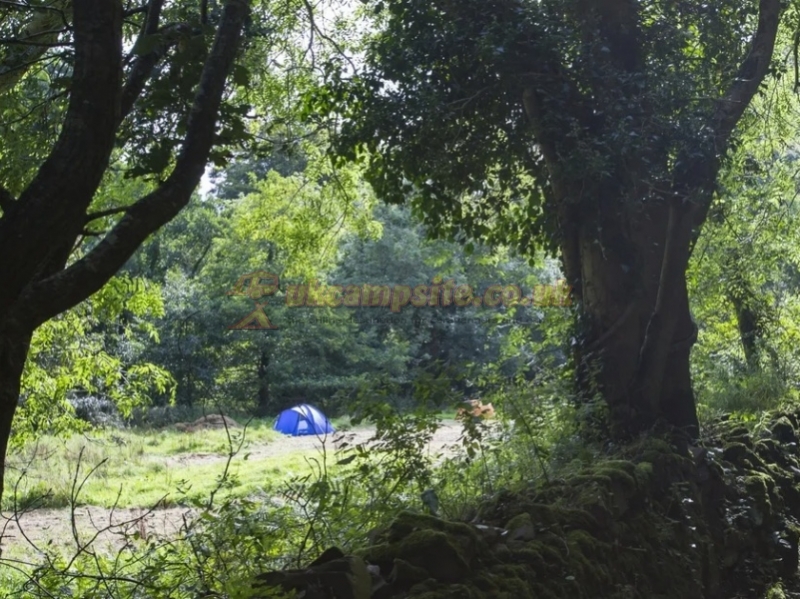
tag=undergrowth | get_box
[0,382,573,597]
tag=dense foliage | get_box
[9,0,800,597]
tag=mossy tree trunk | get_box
[540,167,701,436]
[522,0,782,437]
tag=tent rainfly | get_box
[274,404,334,436]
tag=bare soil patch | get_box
[1,506,193,556]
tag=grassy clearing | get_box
[0,415,474,594]
[2,419,341,510]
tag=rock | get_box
[474,524,505,545]
[389,558,432,587]
[727,427,753,447]
[368,564,391,599]
[366,529,471,584]
[688,445,708,463]
[362,512,486,589]
[722,442,765,468]
[254,549,371,599]
[771,417,798,445]
[503,513,536,542]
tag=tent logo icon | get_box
[227,271,280,330]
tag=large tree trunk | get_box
[586,275,699,437]
[564,193,699,437]
[0,324,31,501]
[520,0,781,439]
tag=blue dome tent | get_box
[274,404,334,436]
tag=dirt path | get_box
[0,422,472,555]
[163,421,467,468]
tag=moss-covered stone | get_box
[634,461,653,482]
[504,512,535,541]
[743,472,775,506]
[771,417,797,444]
[727,426,754,447]
[366,529,472,584]
[764,583,787,599]
[356,409,800,599]
[383,511,482,546]
[723,442,751,464]
[390,558,432,588]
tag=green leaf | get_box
[232,64,251,87]
[132,34,163,56]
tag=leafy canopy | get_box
[317,0,778,256]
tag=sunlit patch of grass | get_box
[2,419,332,510]
[2,413,456,511]
[136,419,282,455]
[73,452,319,508]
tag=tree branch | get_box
[120,0,166,120]
[25,0,252,324]
[120,21,199,121]
[0,0,66,13]
[0,0,123,313]
[712,0,781,155]
[85,206,131,223]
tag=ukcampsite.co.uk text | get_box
[281,278,572,312]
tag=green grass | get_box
[3,412,459,511]
[2,419,340,510]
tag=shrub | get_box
[69,395,124,429]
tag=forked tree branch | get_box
[712,0,781,155]
[25,0,252,324]
[0,0,123,313]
